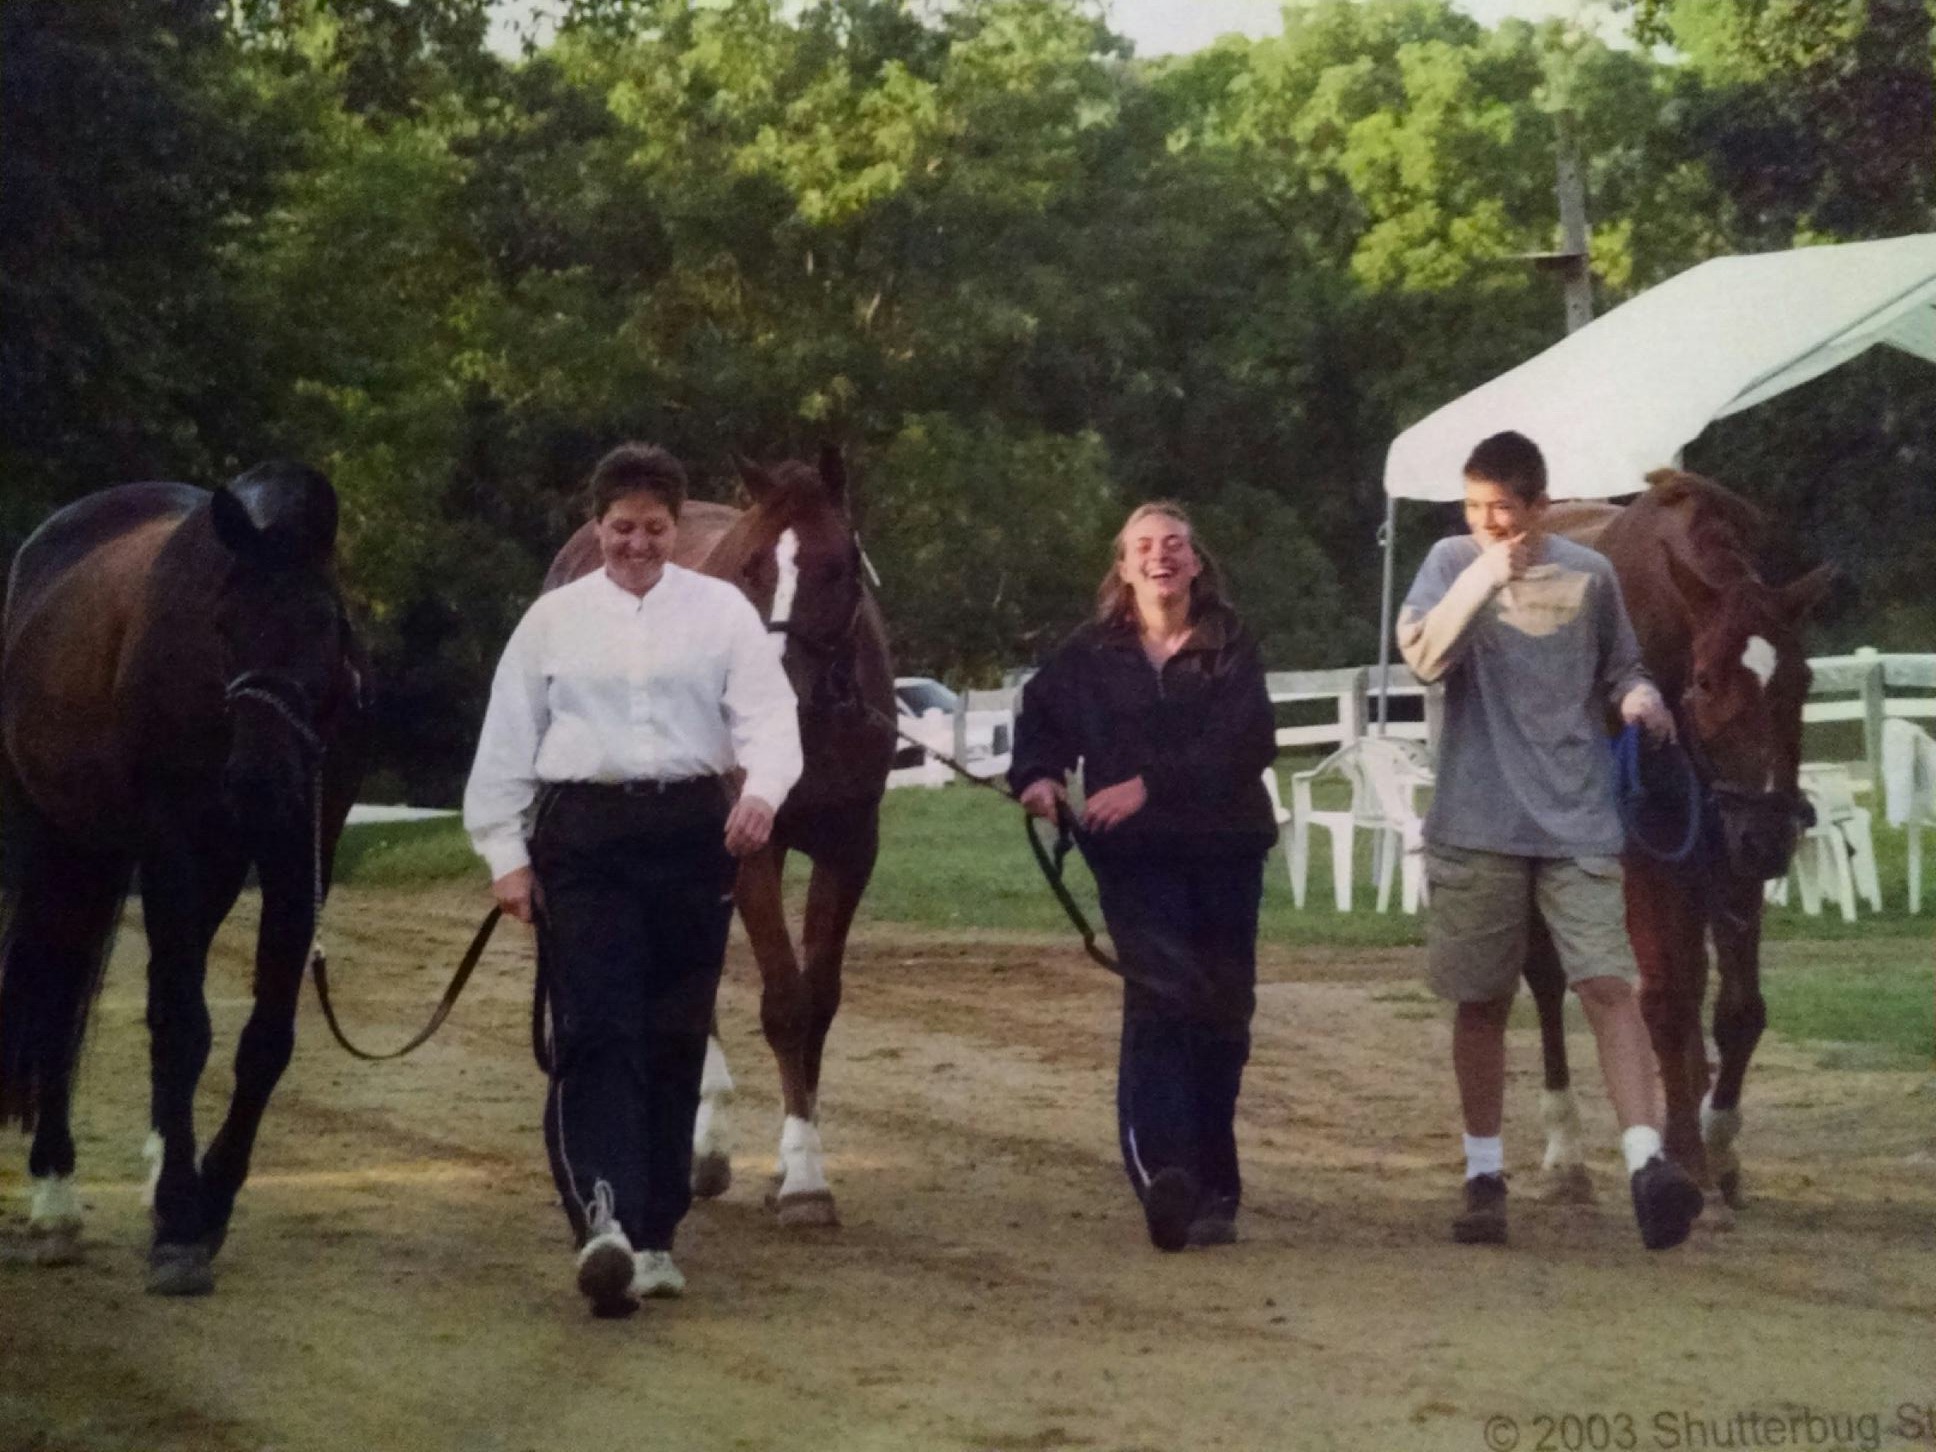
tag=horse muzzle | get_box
[1709,785,1813,881]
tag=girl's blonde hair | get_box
[1093,499,1230,625]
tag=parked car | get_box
[891,676,1013,785]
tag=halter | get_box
[224,670,325,760]
[763,529,872,714]
[1671,708,1815,884]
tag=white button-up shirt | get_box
[463,564,803,879]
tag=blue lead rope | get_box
[1612,723,1704,865]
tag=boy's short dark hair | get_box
[587,443,687,520]
[1462,431,1547,506]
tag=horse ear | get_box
[1662,545,1720,619]
[210,486,267,563]
[1780,562,1835,621]
[817,442,848,507]
[734,453,777,504]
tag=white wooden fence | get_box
[1802,648,1936,788]
[891,649,1935,789]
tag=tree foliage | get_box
[4,0,1929,800]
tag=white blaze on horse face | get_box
[1741,635,1777,687]
[770,528,801,627]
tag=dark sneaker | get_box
[1142,1167,1199,1253]
[1452,1173,1508,1245]
[1630,1155,1703,1251]
[1186,1196,1239,1247]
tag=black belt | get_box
[549,776,723,799]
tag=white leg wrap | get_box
[777,1115,830,1199]
[29,1174,83,1233]
[700,1035,735,1098]
[140,1130,164,1210]
[1701,1096,1742,1170]
[1540,1088,1586,1170]
[693,1037,735,1160]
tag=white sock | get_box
[1463,1134,1504,1180]
[1621,1125,1663,1176]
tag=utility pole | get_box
[1553,110,1593,333]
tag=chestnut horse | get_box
[0,465,365,1293]
[1529,470,1831,1221]
[545,446,894,1225]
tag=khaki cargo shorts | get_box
[1423,844,1637,1002]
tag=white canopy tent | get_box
[1372,233,1936,718]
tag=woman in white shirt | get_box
[464,443,802,1317]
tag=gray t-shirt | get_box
[1398,535,1650,858]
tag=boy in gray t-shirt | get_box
[1397,430,1703,1252]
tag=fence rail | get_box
[890,648,1934,790]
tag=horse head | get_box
[1664,544,1833,881]
[206,461,360,841]
[720,445,872,718]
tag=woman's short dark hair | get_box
[1462,431,1547,505]
[587,443,687,520]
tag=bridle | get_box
[1671,705,1815,885]
[224,670,325,761]
[763,529,875,715]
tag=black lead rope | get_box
[312,905,503,1062]
[860,697,1120,972]
[1023,803,1120,972]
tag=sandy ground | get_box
[1,883,1932,1452]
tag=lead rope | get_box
[855,696,1121,971]
[306,763,501,1061]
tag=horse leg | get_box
[799,816,879,1111]
[690,1023,736,1200]
[138,838,227,1295]
[198,846,295,1257]
[5,834,133,1264]
[1704,879,1767,1211]
[735,846,835,1226]
[1523,911,1592,1203]
[1624,859,1711,1190]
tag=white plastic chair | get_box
[1769,764,1879,921]
[1287,738,1432,913]
[1881,718,1936,913]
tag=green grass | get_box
[333,814,485,885]
[335,771,1933,1061]
[1761,941,1934,1066]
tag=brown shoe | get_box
[1452,1173,1508,1245]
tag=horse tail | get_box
[0,767,132,1132]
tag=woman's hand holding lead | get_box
[1018,778,1067,822]
[492,866,541,925]
[725,794,777,857]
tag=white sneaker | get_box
[631,1249,686,1299]
[575,1183,637,1317]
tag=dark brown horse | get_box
[546,446,894,1225]
[0,465,364,1293]
[1528,470,1831,1222]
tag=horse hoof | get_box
[1717,1169,1743,1210]
[691,1152,733,1201]
[1696,1197,1737,1233]
[775,1190,840,1229]
[30,1227,83,1267]
[146,1243,215,1297]
[1542,1164,1595,1204]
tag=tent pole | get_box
[1374,495,1397,737]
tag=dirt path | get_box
[3,884,1932,1452]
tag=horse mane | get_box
[1639,467,1766,586]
